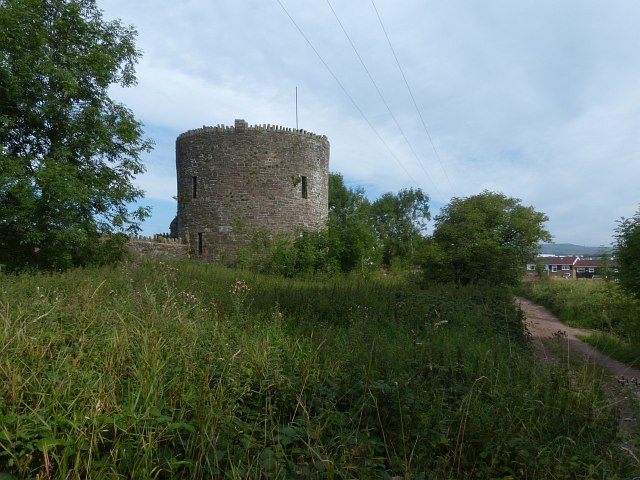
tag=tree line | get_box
[243,173,553,287]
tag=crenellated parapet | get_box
[129,234,184,244]
[177,119,329,143]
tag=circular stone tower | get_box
[175,119,330,261]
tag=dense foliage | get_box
[614,206,640,299]
[421,191,552,286]
[0,0,152,270]
[370,187,430,267]
[241,173,430,275]
[327,173,378,272]
[0,260,636,478]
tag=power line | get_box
[275,0,419,186]
[370,0,455,196]
[325,0,442,198]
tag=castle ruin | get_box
[173,119,330,261]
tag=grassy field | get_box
[1,259,638,478]
[519,279,640,366]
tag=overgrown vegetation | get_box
[1,259,637,478]
[237,183,553,286]
[236,173,431,276]
[519,279,640,364]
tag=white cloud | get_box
[99,0,640,245]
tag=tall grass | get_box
[520,279,640,331]
[0,260,637,478]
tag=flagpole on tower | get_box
[295,86,299,129]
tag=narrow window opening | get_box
[192,176,198,199]
[197,232,203,255]
[301,176,308,199]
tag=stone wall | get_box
[175,119,330,262]
[127,235,189,260]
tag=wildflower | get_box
[179,291,198,303]
[271,303,284,321]
[229,279,252,319]
[230,279,250,296]
[131,261,140,270]
[36,286,45,304]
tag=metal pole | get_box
[296,86,299,129]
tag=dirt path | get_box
[515,296,640,444]
[516,296,640,379]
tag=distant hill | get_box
[539,243,613,257]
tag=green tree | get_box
[423,191,551,286]
[370,188,430,267]
[327,173,378,272]
[0,0,152,269]
[614,207,640,298]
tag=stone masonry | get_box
[175,119,330,262]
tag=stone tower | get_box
[174,119,330,261]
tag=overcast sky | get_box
[100,0,640,246]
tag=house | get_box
[541,256,579,279]
[525,256,618,280]
[575,258,618,279]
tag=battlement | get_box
[129,234,184,244]
[177,119,328,142]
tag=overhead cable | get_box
[275,0,420,187]
[326,0,442,198]
[371,0,455,196]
